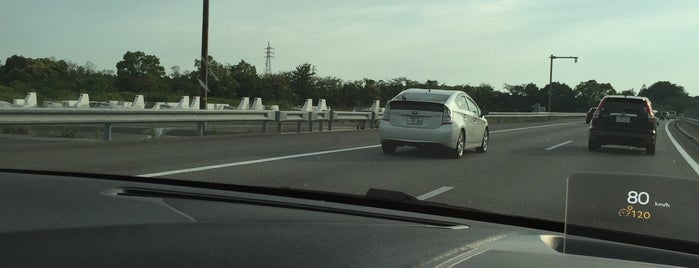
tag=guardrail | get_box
[0,108,583,141]
[0,108,382,140]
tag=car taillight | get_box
[591,98,605,125]
[645,102,655,125]
[443,106,452,124]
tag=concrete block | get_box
[190,96,200,109]
[75,93,90,108]
[315,99,328,112]
[237,97,250,110]
[301,99,313,112]
[250,98,264,111]
[132,95,145,109]
[177,96,190,109]
[12,92,37,108]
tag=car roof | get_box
[602,95,649,101]
[401,88,461,96]
[390,88,465,103]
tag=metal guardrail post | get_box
[262,121,268,133]
[197,122,205,136]
[102,123,112,141]
[275,111,282,133]
[328,111,334,131]
[370,112,376,129]
[308,112,313,132]
[297,121,302,133]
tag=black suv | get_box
[588,95,657,155]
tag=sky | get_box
[2,0,698,96]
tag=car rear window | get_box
[599,98,647,115]
[389,101,444,112]
[391,93,451,103]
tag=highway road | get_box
[2,119,698,222]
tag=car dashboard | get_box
[0,170,696,267]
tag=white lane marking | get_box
[442,248,489,268]
[490,121,582,134]
[416,186,453,200]
[140,121,581,177]
[665,120,699,176]
[138,145,380,177]
[545,140,573,151]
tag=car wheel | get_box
[449,131,465,159]
[476,129,488,153]
[588,139,598,151]
[646,142,656,155]
[381,141,397,154]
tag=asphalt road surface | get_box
[2,119,697,221]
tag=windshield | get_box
[1,0,698,247]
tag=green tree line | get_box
[1,52,696,113]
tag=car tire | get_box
[381,142,397,154]
[476,129,488,153]
[646,142,656,155]
[588,139,598,151]
[449,131,465,159]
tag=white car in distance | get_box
[379,88,489,158]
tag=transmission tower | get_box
[264,41,275,75]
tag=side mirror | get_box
[481,110,489,117]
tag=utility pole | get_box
[195,0,209,136]
[264,42,275,75]
[548,54,578,112]
[199,0,209,110]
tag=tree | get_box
[115,51,167,93]
[541,82,576,112]
[376,77,416,103]
[194,55,238,98]
[258,72,296,108]
[313,76,343,106]
[290,63,316,102]
[229,60,260,98]
[639,81,691,112]
[504,83,541,111]
[459,83,496,111]
[574,80,616,110]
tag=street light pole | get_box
[199,0,209,110]
[548,54,578,112]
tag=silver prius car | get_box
[379,88,489,158]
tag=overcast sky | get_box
[2,0,698,96]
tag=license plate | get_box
[616,116,630,123]
[407,117,423,125]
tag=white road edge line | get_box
[139,121,582,177]
[545,140,573,151]
[138,145,380,177]
[417,186,453,200]
[490,121,582,134]
[665,120,699,176]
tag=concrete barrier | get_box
[190,96,200,109]
[132,95,145,109]
[315,99,329,112]
[157,96,190,109]
[65,94,90,108]
[13,92,37,108]
[250,98,264,111]
[237,97,250,110]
